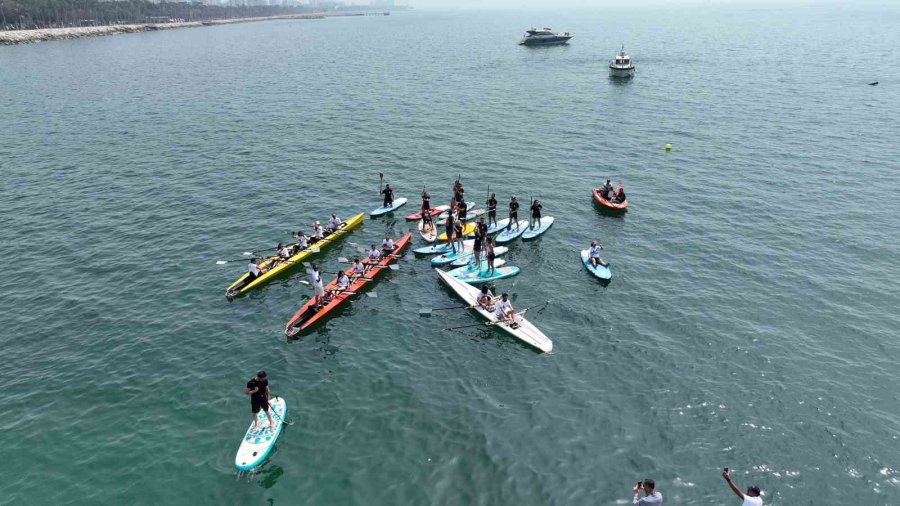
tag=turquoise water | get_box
[2,7,900,505]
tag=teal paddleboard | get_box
[485,218,510,235]
[450,265,520,284]
[370,197,408,217]
[522,216,554,240]
[494,220,529,244]
[581,250,611,280]
[234,396,287,471]
[449,246,508,267]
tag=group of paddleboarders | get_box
[600,179,626,204]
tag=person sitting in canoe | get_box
[507,196,520,230]
[588,240,608,267]
[381,184,394,208]
[307,263,325,309]
[381,234,395,256]
[328,270,351,299]
[350,257,367,280]
[494,292,517,327]
[477,285,495,310]
[368,244,381,261]
[484,236,496,277]
[602,180,613,200]
[312,221,325,240]
[246,257,266,282]
[421,189,431,214]
[530,199,543,229]
[326,213,342,233]
[292,231,309,255]
[276,243,291,261]
[612,181,626,203]
[486,193,498,228]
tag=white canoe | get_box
[436,269,552,353]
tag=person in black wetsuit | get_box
[530,199,543,229]
[484,236,496,276]
[471,218,487,271]
[507,196,520,231]
[245,371,274,431]
[381,184,394,208]
[445,206,457,253]
[453,217,465,253]
[458,199,468,222]
[421,189,430,214]
[486,193,498,228]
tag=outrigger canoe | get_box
[436,269,552,353]
[284,233,411,336]
[592,188,628,212]
[225,213,364,300]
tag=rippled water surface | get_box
[2,6,900,505]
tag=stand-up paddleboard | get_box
[405,205,450,221]
[449,265,520,284]
[522,216,554,240]
[449,246,509,267]
[438,201,474,221]
[581,250,612,280]
[437,222,476,242]
[430,242,475,266]
[485,218,510,235]
[371,197,408,217]
[495,220,529,244]
[413,240,474,256]
[461,209,486,221]
[445,258,506,275]
[418,219,437,243]
[235,396,287,471]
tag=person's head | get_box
[250,257,257,263]
[386,183,391,188]
[371,244,376,249]
[332,213,337,218]
[256,371,267,379]
[277,243,283,249]
[746,485,760,497]
[311,263,318,271]
[353,257,360,263]
[501,292,508,301]
[480,285,489,294]
[511,195,517,200]
[491,192,495,198]
[590,240,597,246]
[641,479,655,492]
[606,179,611,185]
[385,234,391,239]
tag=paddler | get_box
[494,292,516,326]
[445,206,457,253]
[530,199,543,229]
[613,181,626,203]
[350,256,367,280]
[245,371,275,431]
[328,270,351,299]
[381,234,395,256]
[477,285,495,310]
[294,231,309,254]
[326,213,342,233]
[453,216,465,253]
[458,199,468,222]
[368,244,381,261]
[507,196,520,231]
[312,221,325,240]
[276,243,291,261]
[453,180,464,204]
[486,192,498,228]
[246,257,266,282]
[588,240,608,267]
[421,209,434,233]
[421,188,431,214]
[484,236,496,276]
[471,218,486,271]
[307,263,325,309]
[381,183,395,208]
[602,179,613,199]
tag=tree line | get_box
[0,0,371,30]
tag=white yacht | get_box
[609,46,635,78]
[519,27,573,46]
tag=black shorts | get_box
[487,253,496,262]
[532,212,541,219]
[488,210,496,218]
[474,241,483,252]
[510,212,518,221]
[251,396,269,414]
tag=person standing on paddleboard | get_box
[453,216,465,253]
[530,199,543,229]
[487,193,498,228]
[471,218,486,271]
[484,236,496,276]
[446,206,457,254]
[381,184,394,209]
[245,371,275,431]
[458,199,468,222]
[421,189,430,214]
[508,196,520,231]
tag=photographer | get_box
[632,478,662,505]
[722,468,763,505]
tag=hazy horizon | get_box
[400,0,896,10]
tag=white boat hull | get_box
[609,67,635,78]
[436,269,552,353]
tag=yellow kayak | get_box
[437,222,475,242]
[225,213,364,300]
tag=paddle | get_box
[267,397,291,426]
[379,172,384,196]
[440,300,549,330]
[418,304,476,317]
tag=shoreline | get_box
[0,12,387,46]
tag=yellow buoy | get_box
[665,143,672,151]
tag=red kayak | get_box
[284,233,411,337]
[405,205,450,221]
[592,188,628,212]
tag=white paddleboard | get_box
[371,197,408,217]
[235,396,287,471]
[522,216,554,240]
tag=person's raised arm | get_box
[722,469,745,500]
